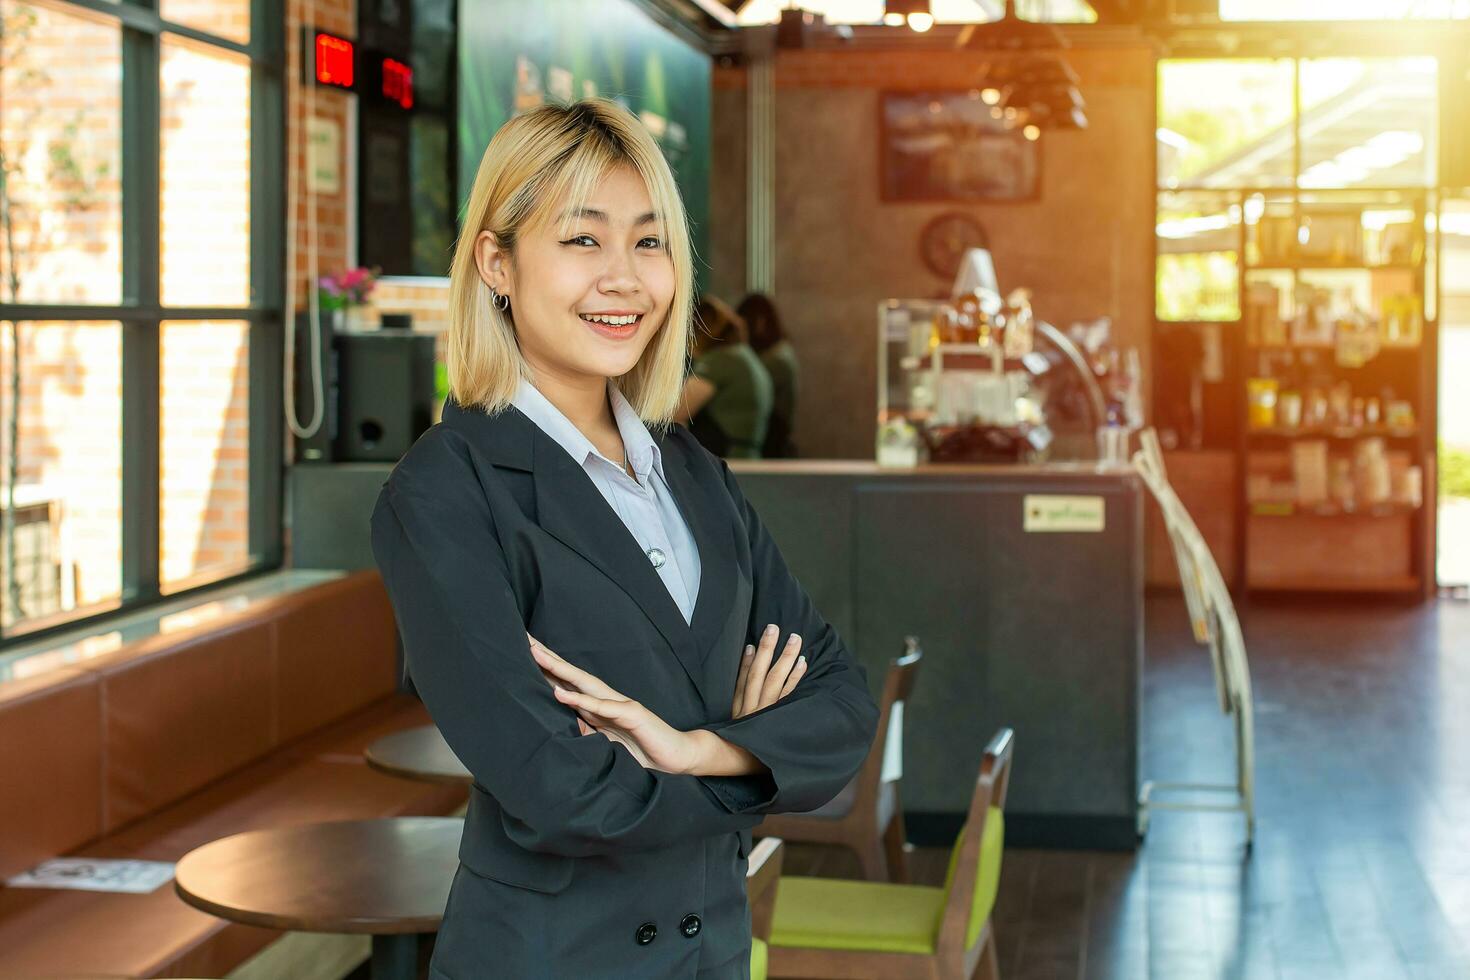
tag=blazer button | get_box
[680,913,702,937]
[635,921,658,945]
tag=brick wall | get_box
[287,0,355,309]
[710,43,1157,460]
[370,279,449,334]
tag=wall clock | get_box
[919,211,990,280]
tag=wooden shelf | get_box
[1248,575,1422,594]
[1247,426,1419,440]
[1249,262,1418,272]
[1248,501,1419,518]
[1149,187,1433,601]
[1247,342,1421,353]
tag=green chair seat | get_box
[940,806,1005,950]
[770,878,947,954]
[751,936,768,980]
[768,806,1005,956]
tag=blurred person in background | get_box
[738,293,798,458]
[680,294,773,459]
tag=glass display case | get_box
[875,295,1126,466]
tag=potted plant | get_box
[317,265,380,330]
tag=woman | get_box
[737,293,799,458]
[680,295,773,459]
[369,99,879,980]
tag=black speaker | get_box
[291,309,339,463]
[333,331,437,462]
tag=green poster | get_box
[458,0,712,291]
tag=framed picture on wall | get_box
[879,90,1041,203]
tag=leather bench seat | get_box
[0,695,461,979]
[0,571,465,979]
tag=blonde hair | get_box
[694,294,747,355]
[446,99,694,426]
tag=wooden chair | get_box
[753,638,923,882]
[747,836,787,980]
[766,728,1014,980]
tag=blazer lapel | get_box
[532,438,696,647]
[441,399,736,712]
[659,436,738,666]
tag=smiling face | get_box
[477,164,675,391]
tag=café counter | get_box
[290,458,1144,850]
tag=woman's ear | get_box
[473,230,511,297]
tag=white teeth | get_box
[580,313,639,326]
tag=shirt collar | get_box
[511,376,663,483]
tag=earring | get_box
[489,284,511,312]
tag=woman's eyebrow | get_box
[557,207,661,225]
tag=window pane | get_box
[1157,191,1241,321]
[735,0,1097,23]
[411,117,454,276]
[159,319,250,594]
[161,37,250,308]
[160,0,249,46]
[1223,0,1470,19]
[413,0,455,110]
[1158,60,1295,189]
[1298,58,1437,189]
[0,321,122,636]
[0,3,122,304]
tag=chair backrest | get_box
[935,727,1014,957]
[1133,442,1234,705]
[1183,529,1254,718]
[1135,429,1211,645]
[746,836,786,942]
[856,638,923,800]
[1134,455,1252,719]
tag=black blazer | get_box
[370,397,879,980]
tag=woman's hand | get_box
[732,623,806,719]
[528,635,705,775]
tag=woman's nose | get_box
[599,249,642,293]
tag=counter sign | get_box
[1023,495,1105,533]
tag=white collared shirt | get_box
[511,377,702,624]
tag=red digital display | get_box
[382,58,413,110]
[314,32,355,89]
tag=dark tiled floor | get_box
[781,594,1470,979]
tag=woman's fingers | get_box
[553,685,634,722]
[762,632,803,703]
[740,624,780,716]
[731,644,755,715]
[739,625,805,716]
[530,638,624,700]
[778,653,807,698]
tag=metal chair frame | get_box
[1133,430,1256,848]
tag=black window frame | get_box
[0,0,286,649]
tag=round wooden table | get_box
[366,725,472,785]
[174,817,463,980]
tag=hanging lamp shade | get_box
[954,0,1070,52]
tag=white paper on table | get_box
[5,857,175,893]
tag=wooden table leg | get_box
[370,933,420,980]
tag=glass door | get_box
[1437,195,1470,587]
